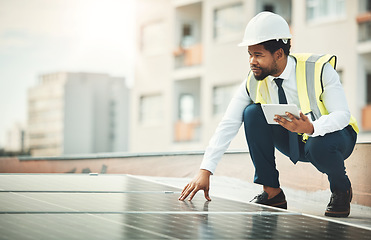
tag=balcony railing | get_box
[173,44,202,68]
[362,105,371,131]
[174,119,201,142]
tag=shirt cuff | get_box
[199,160,216,175]
[308,120,320,137]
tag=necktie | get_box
[274,78,300,162]
[274,78,287,104]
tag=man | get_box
[178,12,358,218]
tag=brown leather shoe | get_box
[325,187,352,218]
[250,190,287,209]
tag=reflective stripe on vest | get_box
[246,53,359,134]
[292,53,336,119]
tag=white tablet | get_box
[261,104,300,124]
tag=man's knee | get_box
[243,104,264,127]
[306,136,336,159]
[306,129,354,162]
[305,134,347,174]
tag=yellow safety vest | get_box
[246,53,359,139]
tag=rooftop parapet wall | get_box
[0,143,370,207]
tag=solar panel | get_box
[0,174,370,239]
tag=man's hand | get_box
[274,111,314,134]
[178,169,212,201]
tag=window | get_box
[306,0,346,23]
[139,94,163,125]
[263,4,275,12]
[214,3,245,41]
[358,0,371,42]
[179,94,195,123]
[141,21,166,55]
[359,21,371,42]
[367,73,371,104]
[174,79,201,142]
[255,0,292,24]
[213,83,240,115]
[180,23,195,48]
[174,94,200,142]
[359,0,371,13]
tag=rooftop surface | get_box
[0,173,370,239]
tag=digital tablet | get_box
[261,104,300,124]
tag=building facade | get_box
[4,122,26,154]
[131,0,371,153]
[27,72,129,156]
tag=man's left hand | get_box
[274,111,314,134]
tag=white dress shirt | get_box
[200,55,351,174]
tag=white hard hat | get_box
[238,12,292,47]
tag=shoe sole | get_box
[252,201,288,210]
[270,201,287,210]
[325,210,350,218]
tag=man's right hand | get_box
[178,169,212,201]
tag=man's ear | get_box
[275,48,284,61]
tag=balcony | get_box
[173,78,201,143]
[173,43,202,68]
[174,2,202,69]
[357,12,371,53]
[174,119,201,142]
[362,105,371,131]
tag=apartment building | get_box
[4,122,26,153]
[27,72,129,156]
[131,0,371,153]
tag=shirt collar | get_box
[268,56,294,82]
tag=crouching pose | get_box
[179,12,358,218]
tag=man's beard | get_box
[252,61,279,81]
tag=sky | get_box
[0,0,135,147]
